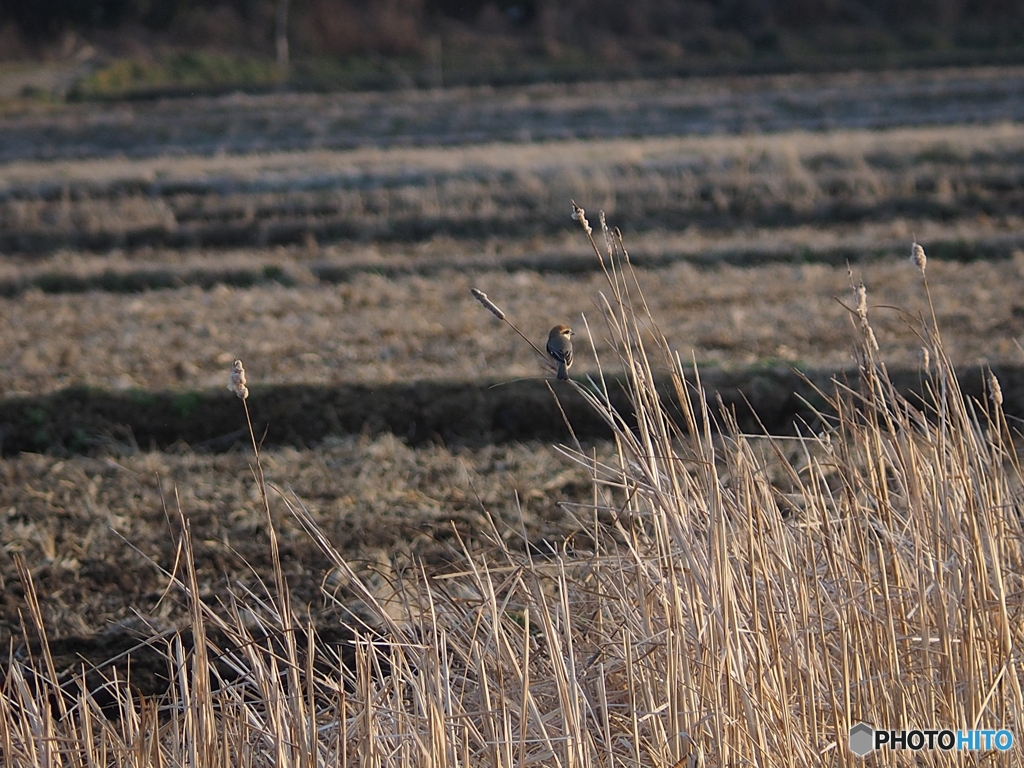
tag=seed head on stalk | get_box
[228,359,249,399]
[911,241,927,273]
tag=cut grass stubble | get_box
[3,205,1024,767]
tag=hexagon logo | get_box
[849,723,874,756]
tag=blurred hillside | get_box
[2,0,1024,96]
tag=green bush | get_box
[72,53,284,99]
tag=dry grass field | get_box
[2,68,1024,765]
[3,121,1024,395]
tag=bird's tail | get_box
[557,361,569,380]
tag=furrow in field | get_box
[3,67,1024,163]
[1,258,1022,398]
[2,124,1024,254]
[0,253,1021,455]
[0,223,1021,299]
[1,363,1020,457]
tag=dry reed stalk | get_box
[470,286,557,375]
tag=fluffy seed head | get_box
[855,283,868,322]
[229,359,249,400]
[989,371,1003,407]
[471,288,505,320]
[571,201,592,235]
[911,242,927,272]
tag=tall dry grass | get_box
[3,206,1023,767]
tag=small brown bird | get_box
[546,325,575,380]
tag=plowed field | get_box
[3,66,1024,653]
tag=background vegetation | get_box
[4,0,1024,95]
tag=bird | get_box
[546,325,574,380]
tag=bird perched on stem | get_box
[547,325,574,381]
